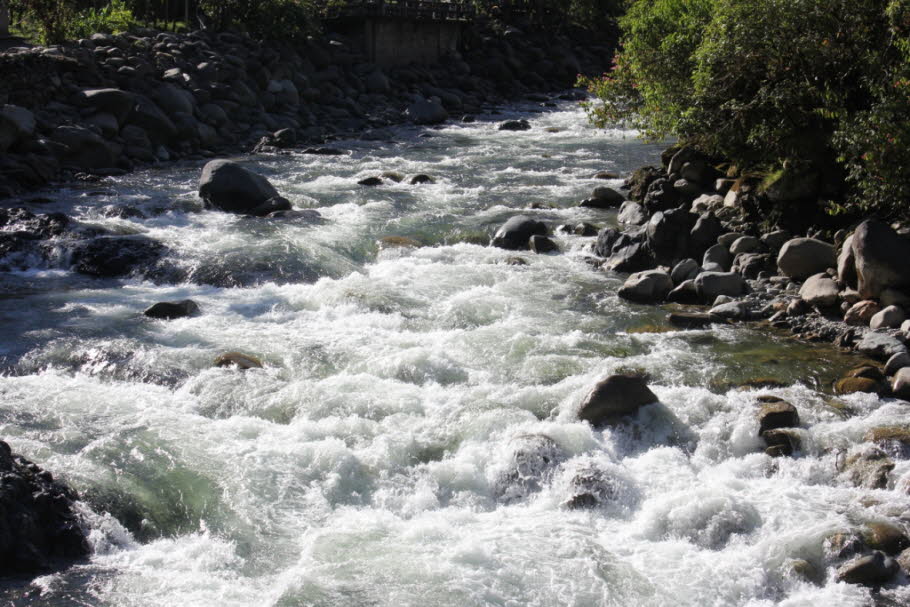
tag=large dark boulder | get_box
[689,213,724,259]
[198,160,291,216]
[77,88,135,126]
[618,270,673,303]
[126,96,177,145]
[0,441,89,576]
[777,238,836,280]
[71,236,166,278]
[850,219,910,300]
[405,98,448,125]
[625,166,661,202]
[607,241,655,273]
[499,119,531,131]
[594,228,621,258]
[491,215,547,250]
[578,374,659,427]
[50,126,117,171]
[144,299,200,320]
[647,209,697,263]
[642,178,680,214]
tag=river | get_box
[1,100,908,606]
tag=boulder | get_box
[0,104,36,152]
[837,234,857,288]
[885,352,910,376]
[731,253,771,279]
[0,441,89,575]
[151,82,195,116]
[670,258,700,285]
[694,271,745,302]
[410,174,435,185]
[578,374,658,427]
[761,230,792,254]
[836,552,898,586]
[642,178,679,213]
[499,119,531,131]
[405,98,448,125]
[214,352,263,370]
[893,367,910,399]
[607,241,655,273]
[126,95,177,144]
[730,236,761,255]
[703,244,732,272]
[757,399,799,435]
[198,160,290,216]
[647,209,696,262]
[618,270,674,304]
[870,305,906,330]
[50,125,116,170]
[799,273,839,308]
[856,332,908,361]
[689,213,724,257]
[494,435,565,503]
[71,236,166,278]
[709,301,749,320]
[358,177,383,187]
[78,88,135,125]
[491,216,547,250]
[617,200,647,225]
[590,186,625,207]
[144,300,200,320]
[594,228,621,258]
[862,522,910,556]
[667,279,700,304]
[574,223,598,236]
[530,235,559,254]
[844,301,881,326]
[762,428,801,457]
[851,219,910,299]
[845,447,894,489]
[835,377,885,396]
[776,238,836,280]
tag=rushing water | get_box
[1,101,909,606]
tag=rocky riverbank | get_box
[490,144,910,398]
[0,19,611,199]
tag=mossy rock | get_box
[864,426,910,446]
[862,521,910,555]
[214,351,263,370]
[835,377,885,396]
[845,365,886,382]
[378,236,422,250]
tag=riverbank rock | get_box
[694,271,745,302]
[618,270,673,304]
[144,299,200,320]
[845,301,881,326]
[856,332,908,361]
[836,551,898,586]
[862,522,910,556]
[777,238,836,280]
[870,305,906,330]
[618,201,647,225]
[578,374,658,427]
[851,219,910,299]
[799,274,839,308]
[405,98,448,125]
[0,441,89,575]
[893,367,910,399]
[668,312,716,328]
[198,160,290,216]
[491,215,547,250]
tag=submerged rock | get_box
[0,441,89,575]
[494,434,565,503]
[499,119,531,131]
[71,236,166,278]
[214,352,263,370]
[529,235,559,254]
[757,399,799,435]
[144,299,200,320]
[845,446,894,489]
[578,374,658,427]
[836,551,898,586]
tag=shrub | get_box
[69,0,137,39]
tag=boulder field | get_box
[0,23,611,198]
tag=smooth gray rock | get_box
[870,305,906,330]
[405,98,448,125]
[618,270,674,303]
[695,271,745,302]
[777,238,836,280]
[836,551,898,586]
[709,301,749,320]
[671,258,700,285]
[885,352,910,376]
[703,243,732,272]
[799,273,839,308]
[856,332,908,361]
[730,235,761,255]
[618,200,647,225]
[851,219,910,299]
[893,367,910,399]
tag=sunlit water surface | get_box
[1,102,908,606]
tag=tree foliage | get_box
[581,0,910,220]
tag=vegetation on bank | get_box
[580,0,910,222]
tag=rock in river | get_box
[144,299,200,320]
[491,215,547,250]
[578,374,659,427]
[198,159,291,216]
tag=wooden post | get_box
[0,0,10,38]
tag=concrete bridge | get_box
[326,0,475,67]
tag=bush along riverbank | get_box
[0,18,612,199]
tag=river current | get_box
[1,101,908,606]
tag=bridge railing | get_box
[324,0,475,22]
